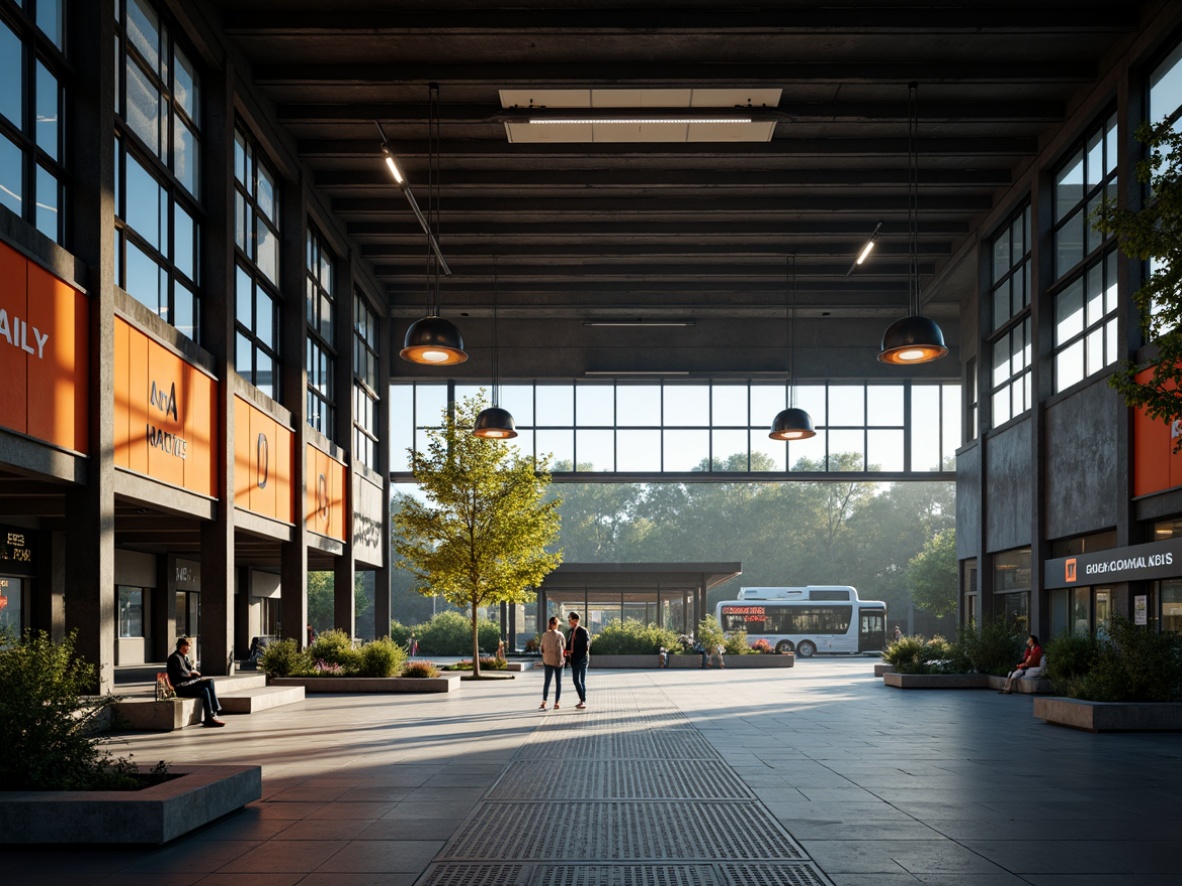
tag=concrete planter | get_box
[874,663,896,676]
[1034,696,1182,732]
[271,674,460,693]
[591,653,794,669]
[883,673,990,689]
[0,764,261,845]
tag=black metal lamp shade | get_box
[769,407,816,441]
[472,406,518,439]
[877,314,948,365]
[400,315,468,365]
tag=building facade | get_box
[0,0,391,691]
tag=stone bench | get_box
[986,675,1054,694]
[112,672,305,732]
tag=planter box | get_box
[1034,697,1182,732]
[883,673,990,689]
[271,674,460,693]
[591,654,794,669]
[0,764,261,845]
[874,664,896,676]
[986,675,1054,695]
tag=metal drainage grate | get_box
[416,864,831,886]
[416,863,527,886]
[715,863,832,886]
[489,761,754,801]
[443,803,804,862]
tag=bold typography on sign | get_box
[1,531,31,564]
[146,380,187,459]
[0,309,49,358]
[1085,552,1173,576]
[722,605,767,623]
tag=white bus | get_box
[715,585,887,657]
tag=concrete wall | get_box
[984,417,1033,553]
[1043,379,1121,541]
[956,443,981,560]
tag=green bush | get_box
[695,615,724,655]
[1045,633,1100,697]
[447,656,508,671]
[389,620,412,648]
[1074,615,1182,702]
[414,610,502,655]
[884,633,957,674]
[358,636,407,677]
[0,630,121,791]
[259,638,310,677]
[588,618,682,655]
[957,619,1025,676]
[723,630,753,655]
[401,660,440,678]
[308,629,362,673]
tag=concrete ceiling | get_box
[211,0,1148,382]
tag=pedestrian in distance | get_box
[539,616,566,710]
[565,611,591,709]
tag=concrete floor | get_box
[2,658,1180,885]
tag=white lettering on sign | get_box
[1084,551,1174,576]
[0,309,49,359]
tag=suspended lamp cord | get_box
[492,255,500,408]
[907,81,919,318]
[787,254,796,408]
[425,83,442,316]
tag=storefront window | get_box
[1162,581,1182,634]
[0,577,22,635]
[117,585,146,638]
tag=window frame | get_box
[986,203,1033,429]
[353,291,380,468]
[305,225,336,439]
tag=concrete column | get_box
[33,530,65,642]
[374,286,393,639]
[1030,165,1053,639]
[281,177,309,646]
[64,1,116,692]
[333,249,355,635]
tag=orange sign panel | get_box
[233,396,294,523]
[113,318,216,497]
[305,443,348,541]
[0,241,89,453]
[1132,369,1182,497]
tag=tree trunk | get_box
[471,601,481,678]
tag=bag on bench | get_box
[155,672,176,701]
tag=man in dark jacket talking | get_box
[565,611,591,709]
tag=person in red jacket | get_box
[1001,634,1044,694]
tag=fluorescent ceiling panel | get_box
[500,88,781,143]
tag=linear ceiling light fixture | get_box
[530,117,754,125]
[399,84,467,366]
[845,220,883,277]
[878,83,948,365]
[582,319,696,327]
[770,255,816,441]
[585,370,690,376]
[472,256,517,439]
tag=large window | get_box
[305,227,335,438]
[1053,249,1119,391]
[0,0,66,244]
[993,547,1031,629]
[353,292,380,468]
[114,0,201,341]
[988,206,1032,428]
[1053,113,1117,280]
[391,381,960,476]
[117,586,147,638]
[234,124,281,399]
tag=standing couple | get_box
[539,611,590,711]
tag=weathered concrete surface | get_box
[218,684,306,713]
[1034,697,1182,732]
[883,672,991,689]
[0,765,261,845]
[874,663,896,676]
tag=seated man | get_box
[166,637,225,727]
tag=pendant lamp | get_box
[401,83,467,365]
[770,255,816,441]
[473,256,517,439]
[878,83,948,365]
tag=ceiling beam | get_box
[345,219,970,238]
[359,241,954,261]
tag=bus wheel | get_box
[775,640,794,654]
[797,640,817,658]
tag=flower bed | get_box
[271,674,460,693]
[591,654,793,669]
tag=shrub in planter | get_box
[884,634,957,674]
[524,635,539,653]
[752,638,773,654]
[0,630,133,791]
[694,615,724,656]
[401,660,441,678]
[1045,633,1100,697]
[1072,615,1182,702]
[259,638,310,677]
[358,636,407,677]
[723,630,754,655]
[589,618,682,655]
[308,629,363,673]
[957,620,1025,676]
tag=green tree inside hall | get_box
[395,395,563,676]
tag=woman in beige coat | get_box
[539,616,566,709]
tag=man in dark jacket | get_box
[166,637,225,727]
[565,611,591,709]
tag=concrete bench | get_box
[986,675,1054,694]
[111,672,304,732]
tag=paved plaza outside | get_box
[2,657,1180,886]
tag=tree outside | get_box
[1094,115,1182,438]
[307,572,374,639]
[906,529,958,619]
[394,394,563,676]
